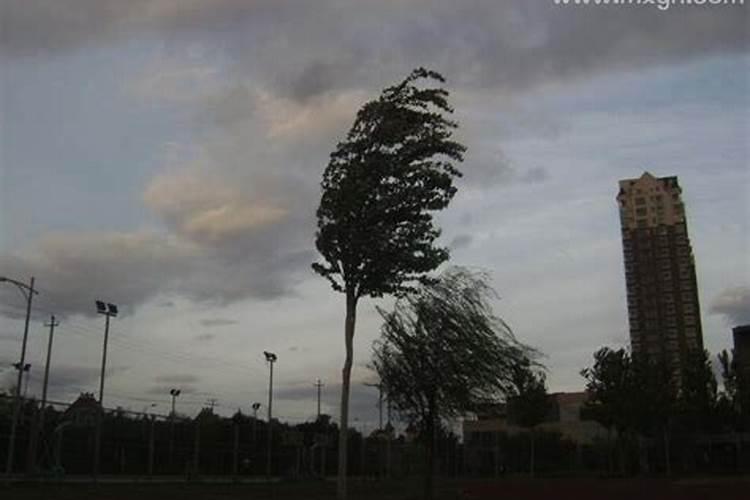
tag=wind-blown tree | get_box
[313,68,465,499]
[372,268,533,500]
[508,360,549,478]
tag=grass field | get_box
[4,477,750,499]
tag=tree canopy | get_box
[372,267,533,499]
[313,67,465,300]
[373,267,532,422]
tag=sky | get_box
[0,0,748,428]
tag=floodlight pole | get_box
[2,275,37,477]
[93,301,118,480]
[264,351,277,480]
[315,379,324,419]
[170,389,181,417]
[169,389,180,469]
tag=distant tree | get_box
[313,67,465,500]
[630,355,677,474]
[509,360,549,477]
[581,347,636,474]
[717,349,748,431]
[678,349,718,432]
[372,268,532,499]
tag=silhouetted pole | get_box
[251,402,260,473]
[28,315,58,473]
[315,379,324,419]
[168,389,181,469]
[40,316,58,416]
[2,275,37,477]
[170,389,181,417]
[264,351,277,480]
[93,300,118,479]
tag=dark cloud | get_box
[195,333,216,342]
[3,1,746,97]
[710,286,750,325]
[199,318,238,328]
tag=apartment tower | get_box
[617,172,703,377]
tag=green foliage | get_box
[372,267,532,426]
[678,349,718,431]
[313,67,465,299]
[508,359,549,430]
[581,348,634,433]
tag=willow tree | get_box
[313,68,465,499]
[372,268,533,500]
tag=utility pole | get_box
[93,300,118,479]
[315,379,324,419]
[40,316,58,415]
[28,315,58,473]
[264,351,277,480]
[16,363,31,399]
[2,275,37,477]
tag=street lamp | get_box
[168,389,181,469]
[93,300,118,479]
[264,351,277,479]
[1,275,38,476]
[170,388,181,417]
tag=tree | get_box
[582,348,678,475]
[313,67,465,500]
[372,268,532,499]
[678,349,718,432]
[630,355,676,475]
[581,348,635,474]
[508,360,549,477]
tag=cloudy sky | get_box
[1,0,748,427]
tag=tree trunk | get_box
[337,290,357,500]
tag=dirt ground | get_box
[3,477,750,500]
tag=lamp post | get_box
[169,389,181,469]
[2,275,37,477]
[170,389,181,418]
[263,351,277,479]
[93,300,118,479]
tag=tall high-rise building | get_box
[617,172,703,377]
